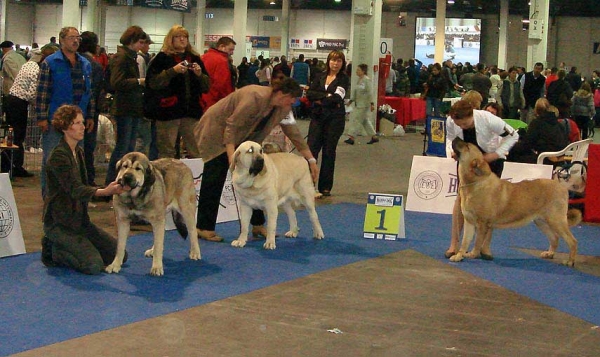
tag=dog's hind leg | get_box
[178,193,201,260]
[450,220,475,262]
[539,218,578,267]
[105,216,131,274]
[534,219,559,260]
[298,180,324,239]
[282,202,299,238]
[232,204,253,248]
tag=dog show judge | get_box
[193,77,318,242]
[444,100,519,258]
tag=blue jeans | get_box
[83,115,99,184]
[426,97,443,117]
[105,116,140,185]
[135,118,158,161]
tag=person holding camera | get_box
[145,25,209,159]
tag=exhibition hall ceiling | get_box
[8,0,600,17]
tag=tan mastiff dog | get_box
[450,137,580,266]
[106,152,201,276]
[230,141,325,249]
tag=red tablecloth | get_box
[383,97,427,126]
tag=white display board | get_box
[166,159,239,230]
[0,173,25,257]
[406,156,458,215]
[406,156,553,215]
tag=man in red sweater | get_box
[201,36,236,110]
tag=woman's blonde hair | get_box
[461,90,483,110]
[534,97,551,117]
[161,25,199,56]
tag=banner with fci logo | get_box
[0,173,25,258]
[406,156,553,215]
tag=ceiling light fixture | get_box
[270,0,275,4]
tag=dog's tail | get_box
[172,211,188,239]
[567,208,583,227]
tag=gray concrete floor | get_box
[8,119,600,356]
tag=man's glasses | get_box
[64,36,82,41]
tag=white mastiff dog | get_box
[230,141,325,249]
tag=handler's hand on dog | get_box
[97,181,127,196]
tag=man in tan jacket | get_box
[194,77,318,241]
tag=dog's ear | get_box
[471,158,485,176]
[145,163,156,187]
[230,150,240,171]
[116,158,123,171]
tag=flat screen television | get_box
[414,17,481,66]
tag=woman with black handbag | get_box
[145,25,209,159]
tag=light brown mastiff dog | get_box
[449,137,580,266]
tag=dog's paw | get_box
[464,251,480,259]
[285,227,299,238]
[105,263,122,274]
[263,241,276,250]
[144,247,154,257]
[540,251,555,259]
[480,253,494,261]
[189,249,201,260]
[444,250,457,258]
[449,253,464,262]
[313,229,325,240]
[150,265,164,276]
[563,260,575,267]
[231,239,247,248]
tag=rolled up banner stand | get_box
[0,173,26,258]
[425,116,447,157]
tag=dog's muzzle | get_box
[118,173,138,189]
[452,137,467,159]
[249,157,265,176]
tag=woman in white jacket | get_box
[344,63,378,145]
[445,100,519,259]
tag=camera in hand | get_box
[181,60,193,68]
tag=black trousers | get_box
[573,115,590,140]
[5,94,28,170]
[83,115,99,184]
[307,112,346,193]
[196,152,265,231]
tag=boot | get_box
[344,137,355,145]
[41,236,58,267]
[367,137,379,144]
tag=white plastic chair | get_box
[537,138,592,194]
[536,138,593,165]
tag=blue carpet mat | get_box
[1,203,599,355]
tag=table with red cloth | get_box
[383,97,427,126]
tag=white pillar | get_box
[280,0,290,58]
[527,0,550,69]
[497,0,509,69]
[350,0,383,121]
[82,0,98,33]
[195,0,206,52]
[434,0,446,64]
[62,0,81,28]
[232,0,248,66]
[1,0,7,42]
